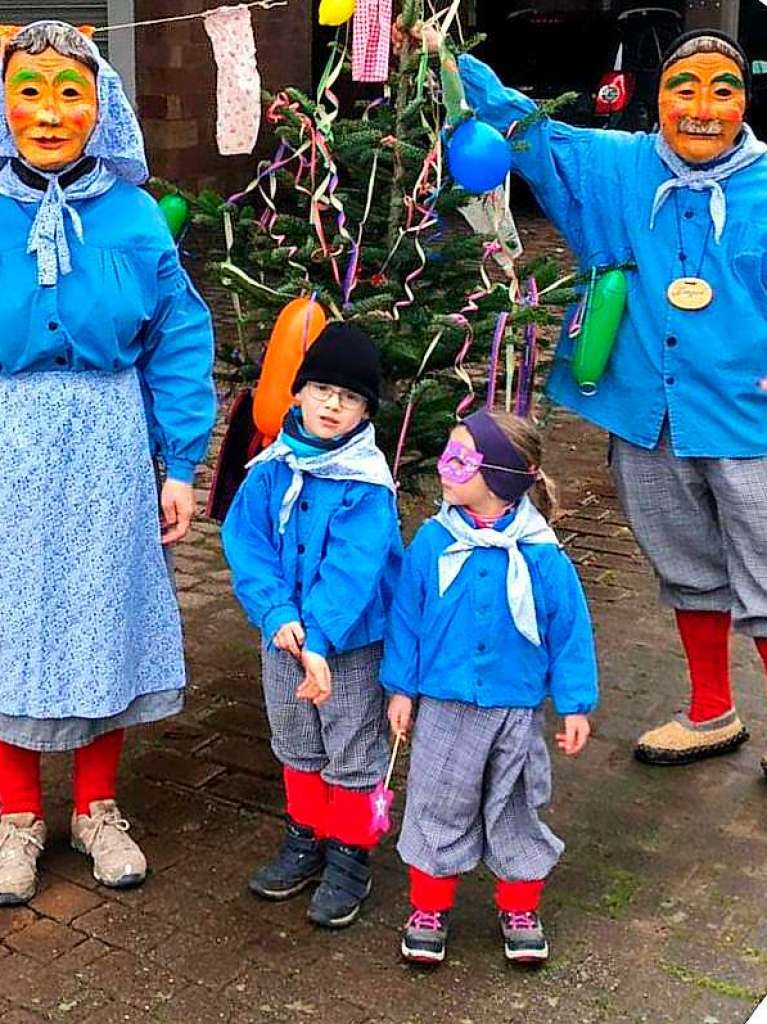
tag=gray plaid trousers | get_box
[397,699,564,881]
[261,640,388,789]
[609,433,767,635]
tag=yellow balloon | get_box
[318,0,356,26]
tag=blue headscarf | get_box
[0,21,149,285]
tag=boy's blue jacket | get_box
[458,53,767,459]
[380,511,598,715]
[221,460,404,657]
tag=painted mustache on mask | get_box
[678,116,724,135]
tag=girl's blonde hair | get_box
[488,411,558,522]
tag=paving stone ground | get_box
[4,409,767,1024]
[4,222,767,1023]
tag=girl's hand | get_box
[161,479,196,545]
[388,694,413,738]
[296,651,332,706]
[392,15,440,57]
[556,714,591,756]
[273,621,305,658]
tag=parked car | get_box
[594,6,683,131]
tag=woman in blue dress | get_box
[0,21,216,904]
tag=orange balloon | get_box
[253,297,327,437]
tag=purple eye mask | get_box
[437,440,484,483]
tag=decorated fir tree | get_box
[190,0,575,479]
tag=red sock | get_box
[283,766,329,837]
[409,866,459,911]
[495,878,545,913]
[0,741,43,819]
[326,785,380,849]
[754,638,767,678]
[72,730,124,816]
[675,610,733,723]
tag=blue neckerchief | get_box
[651,126,767,243]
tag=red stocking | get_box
[495,878,545,913]
[326,785,380,849]
[754,637,767,683]
[675,610,733,723]
[409,866,459,911]
[72,729,124,816]
[0,741,43,819]
[283,766,329,837]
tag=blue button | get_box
[666,336,677,348]
[300,501,309,511]
[684,209,694,220]
[478,569,488,578]
[55,356,67,366]
[665,376,675,386]
[297,544,305,554]
[478,642,487,652]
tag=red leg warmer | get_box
[0,741,43,819]
[72,729,124,816]
[326,785,380,849]
[675,610,733,723]
[283,766,329,837]
[495,878,545,913]
[409,866,460,911]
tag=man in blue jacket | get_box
[395,21,767,768]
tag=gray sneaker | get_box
[401,908,450,964]
[499,911,549,964]
[0,813,46,906]
[71,800,146,889]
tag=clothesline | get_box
[92,0,287,34]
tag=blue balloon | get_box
[447,118,512,194]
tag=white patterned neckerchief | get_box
[248,421,396,534]
[650,126,767,243]
[0,159,117,285]
[435,497,559,647]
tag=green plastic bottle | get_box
[571,268,628,395]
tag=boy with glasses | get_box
[222,322,403,928]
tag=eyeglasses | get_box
[305,381,366,411]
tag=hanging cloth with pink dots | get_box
[203,4,262,156]
[352,0,392,83]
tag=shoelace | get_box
[502,911,537,931]
[91,810,131,846]
[0,823,44,859]
[407,910,444,931]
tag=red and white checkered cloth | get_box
[352,0,392,83]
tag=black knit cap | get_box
[292,322,380,415]
[660,29,751,101]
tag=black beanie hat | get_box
[292,322,380,415]
[660,29,751,101]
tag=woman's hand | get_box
[392,15,440,57]
[273,621,305,658]
[556,714,591,756]
[388,694,413,738]
[161,479,196,545]
[296,651,332,706]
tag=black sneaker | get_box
[401,908,450,965]
[499,911,549,964]
[249,818,324,900]
[307,839,371,928]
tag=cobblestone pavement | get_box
[3,407,767,1024]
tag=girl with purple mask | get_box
[381,410,598,966]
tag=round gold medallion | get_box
[667,277,714,311]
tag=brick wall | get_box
[134,0,313,194]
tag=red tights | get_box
[409,866,545,913]
[0,729,124,819]
[283,766,380,849]
[675,611,767,723]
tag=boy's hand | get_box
[296,650,332,706]
[388,694,413,738]
[392,15,440,57]
[273,621,305,658]
[556,714,591,756]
